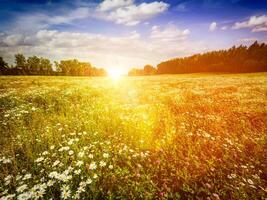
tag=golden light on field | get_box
[107,68,124,80]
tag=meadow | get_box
[0,74,266,199]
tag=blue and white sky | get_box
[0,0,267,72]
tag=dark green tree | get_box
[0,57,8,75]
[27,56,40,74]
[15,54,27,72]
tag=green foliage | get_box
[57,59,106,76]
[15,54,27,70]
[128,41,267,75]
[0,56,107,76]
[0,57,8,75]
[157,41,267,74]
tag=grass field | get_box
[0,74,267,199]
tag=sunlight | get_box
[107,68,124,80]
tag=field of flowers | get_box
[0,74,266,199]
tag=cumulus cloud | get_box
[209,22,217,32]
[150,25,190,41]
[97,1,169,26]
[233,15,267,32]
[7,0,169,32]
[3,34,25,46]
[0,27,206,71]
[98,0,133,11]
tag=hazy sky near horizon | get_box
[0,0,267,72]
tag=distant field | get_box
[0,73,267,199]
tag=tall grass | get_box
[0,74,266,199]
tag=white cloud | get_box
[97,1,169,26]
[150,25,190,41]
[98,0,133,11]
[233,15,267,32]
[0,27,207,72]
[9,7,91,33]
[251,26,267,32]
[3,34,25,46]
[221,26,228,30]
[7,1,169,33]
[209,22,217,32]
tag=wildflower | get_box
[3,158,12,164]
[103,153,109,158]
[16,184,28,193]
[252,174,260,179]
[78,151,85,158]
[16,175,22,181]
[213,193,220,200]
[108,164,113,169]
[61,185,71,200]
[31,107,37,111]
[88,154,93,159]
[67,166,74,172]
[1,194,16,200]
[240,182,245,186]
[231,174,237,178]
[23,173,32,180]
[247,179,254,185]
[35,157,44,163]
[67,139,74,145]
[89,162,97,170]
[205,183,212,189]
[99,161,106,167]
[17,192,31,200]
[86,178,92,184]
[228,174,237,179]
[159,192,164,198]
[77,181,87,193]
[76,161,84,167]
[49,171,59,179]
[73,193,80,199]
[42,151,49,156]
[68,150,74,156]
[74,169,81,175]
[50,145,55,150]
[52,160,60,167]
[1,189,8,196]
[4,175,12,181]
[93,174,98,179]
[47,180,55,187]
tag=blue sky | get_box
[0,0,267,72]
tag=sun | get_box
[107,68,124,80]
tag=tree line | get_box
[128,65,157,76]
[0,54,107,76]
[128,41,267,75]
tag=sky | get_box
[0,0,267,73]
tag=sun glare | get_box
[107,68,124,80]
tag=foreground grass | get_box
[0,74,266,199]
